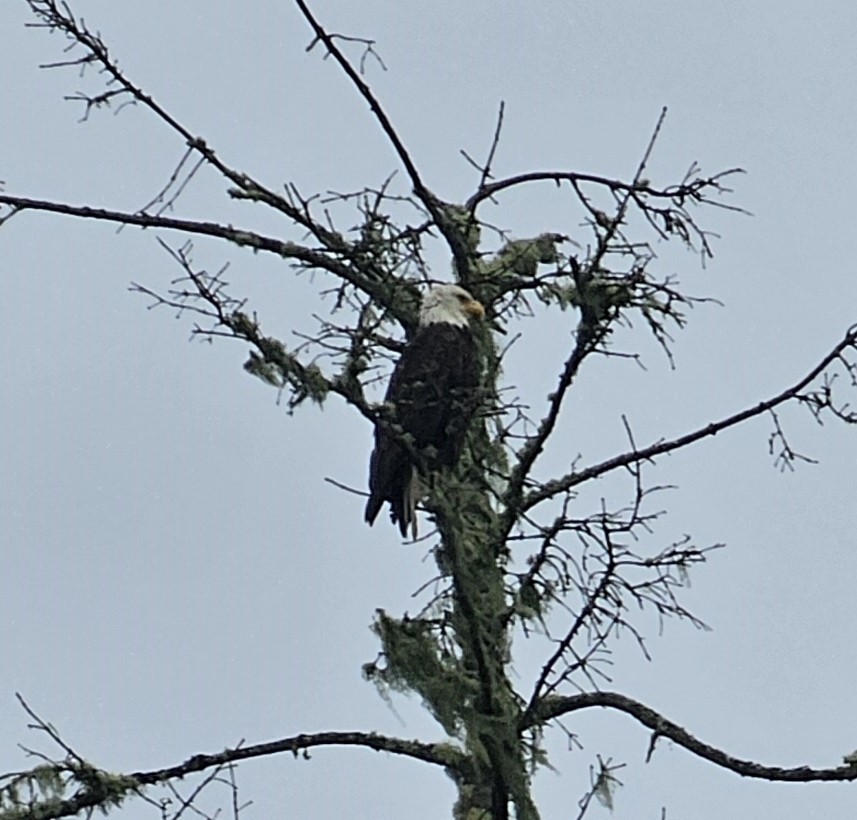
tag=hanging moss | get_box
[368,610,478,738]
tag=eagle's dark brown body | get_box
[364,287,482,537]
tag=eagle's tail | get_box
[398,466,419,539]
[364,493,383,527]
[364,466,419,539]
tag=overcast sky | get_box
[3,2,857,819]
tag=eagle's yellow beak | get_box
[463,299,485,319]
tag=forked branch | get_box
[21,0,408,315]
[3,695,465,820]
[292,0,477,279]
[522,324,857,513]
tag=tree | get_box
[2,3,857,819]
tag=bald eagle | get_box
[364,284,484,538]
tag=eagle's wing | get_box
[365,324,478,536]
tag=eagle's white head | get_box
[419,284,484,328]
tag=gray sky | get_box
[3,2,857,818]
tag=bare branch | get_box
[292,0,477,280]
[468,165,747,217]
[22,0,397,289]
[135,147,207,220]
[291,1,424,203]
[467,100,506,192]
[0,193,397,310]
[4,696,464,820]
[525,691,857,783]
[135,731,463,784]
[522,325,857,513]
[523,555,617,719]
